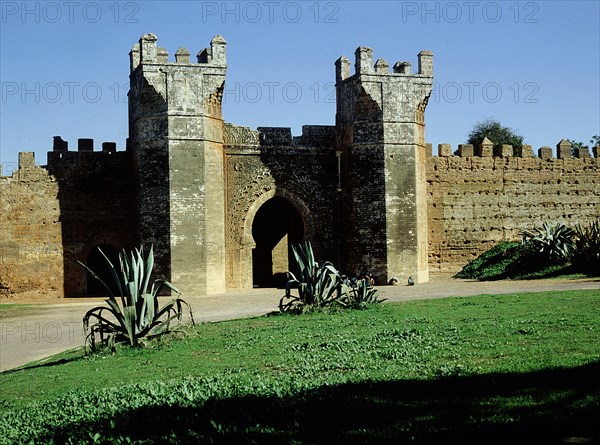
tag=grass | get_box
[1,290,599,444]
[0,304,41,319]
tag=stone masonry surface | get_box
[0,35,598,297]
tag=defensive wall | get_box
[426,140,599,275]
[2,136,597,297]
[1,33,598,298]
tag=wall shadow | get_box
[47,139,136,297]
[46,361,600,444]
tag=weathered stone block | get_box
[516,144,533,157]
[425,143,433,157]
[418,50,433,75]
[556,139,572,159]
[18,152,35,169]
[53,136,68,152]
[157,47,169,63]
[538,146,553,159]
[575,147,590,158]
[374,58,389,74]
[258,127,292,146]
[476,137,494,157]
[494,144,513,157]
[393,61,411,74]
[175,47,190,63]
[438,143,452,157]
[457,144,474,157]
[78,138,93,152]
[102,142,117,153]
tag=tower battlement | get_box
[336,47,433,82]
[129,34,226,73]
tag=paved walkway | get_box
[1,278,598,372]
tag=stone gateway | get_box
[0,34,598,297]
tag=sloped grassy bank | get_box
[1,290,599,444]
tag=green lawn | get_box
[1,290,599,444]
[0,304,40,320]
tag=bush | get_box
[79,245,194,350]
[454,242,526,280]
[455,220,600,280]
[572,220,600,276]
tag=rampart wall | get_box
[0,138,135,297]
[426,141,600,275]
[0,153,63,296]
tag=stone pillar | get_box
[102,142,117,153]
[78,138,93,152]
[157,47,169,63]
[335,56,350,83]
[438,143,452,157]
[393,62,411,74]
[53,136,68,152]
[425,143,433,156]
[374,58,389,74]
[556,139,572,159]
[354,46,373,74]
[478,137,493,157]
[518,144,533,157]
[418,50,433,75]
[458,144,474,157]
[18,152,35,169]
[495,144,513,157]
[574,147,590,158]
[140,33,157,63]
[538,146,553,159]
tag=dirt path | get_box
[1,278,598,372]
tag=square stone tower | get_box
[128,34,227,294]
[335,47,433,283]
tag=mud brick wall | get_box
[46,149,135,296]
[427,156,600,275]
[0,154,63,296]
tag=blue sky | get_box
[1,1,599,172]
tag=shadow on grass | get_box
[47,361,600,444]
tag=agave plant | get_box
[279,241,346,313]
[79,245,194,350]
[573,219,600,275]
[345,278,385,309]
[520,222,575,262]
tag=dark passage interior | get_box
[252,196,305,288]
[86,244,120,296]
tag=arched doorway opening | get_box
[252,196,305,287]
[86,244,120,296]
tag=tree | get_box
[567,139,586,157]
[568,136,599,156]
[467,119,524,149]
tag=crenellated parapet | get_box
[46,136,126,168]
[336,47,433,81]
[224,124,337,150]
[129,33,226,73]
[429,139,599,160]
[335,46,434,141]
